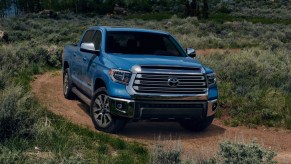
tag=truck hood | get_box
[105,54,203,71]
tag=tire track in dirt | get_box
[32,71,291,163]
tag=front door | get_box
[73,30,95,90]
[82,30,102,96]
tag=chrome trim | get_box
[108,96,135,103]
[131,65,142,73]
[131,64,206,74]
[108,96,135,118]
[127,65,208,100]
[207,99,218,117]
[131,93,208,100]
[80,43,95,51]
[134,70,203,75]
[127,74,208,100]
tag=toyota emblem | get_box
[168,77,179,87]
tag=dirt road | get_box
[32,71,291,163]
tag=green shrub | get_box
[151,140,182,164]
[0,145,25,163]
[0,86,37,140]
[199,48,291,127]
[151,145,181,164]
[210,141,277,164]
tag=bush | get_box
[151,139,182,164]
[210,141,277,164]
[0,86,37,140]
[198,48,291,128]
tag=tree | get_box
[0,0,12,17]
[185,0,209,19]
[202,0,208,19]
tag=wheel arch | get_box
[94,78,107,91]
[63,61,69,70]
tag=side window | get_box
[81,30,94,44]
[92,31,102,50]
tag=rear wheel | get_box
[179,115,214,132]
[63,68,75,99]
[90,87,127,133]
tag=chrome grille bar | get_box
[133,72,207,94]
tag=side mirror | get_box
[186,48,196,58]
[80,43,99,55]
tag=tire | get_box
[90,87,127,133]
[179,115,214,132]
[63,68,75,99]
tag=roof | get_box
[89,26,169,35]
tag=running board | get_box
[72,87,91,106]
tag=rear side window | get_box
[81,30,94,44]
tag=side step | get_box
[72,87,91,106]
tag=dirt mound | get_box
[32,71,291,163]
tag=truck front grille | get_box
[133,73,207,94]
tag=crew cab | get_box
[62,26,218,133]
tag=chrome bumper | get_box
[109,96,218,119]
[207,99,218,117]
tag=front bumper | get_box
[108,96,218,119]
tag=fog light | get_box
[116,102,125,110]
[212,102,218,111]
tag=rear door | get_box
[82,30,102,96]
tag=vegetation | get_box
[1,0,290,162]
[151,139,277,164]
[214,0,291,20]
[199,48,291,129]
[0,0,187,16]
[210,141,277,164]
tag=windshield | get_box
[105,31,183,56]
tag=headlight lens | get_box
[207,73,216,87]
[109,69,132,85]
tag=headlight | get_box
[109,69,132,85]
[207,73,216,87]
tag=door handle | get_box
[83,58,87,62]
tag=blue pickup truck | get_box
[62,26,218,133]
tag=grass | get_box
[209,13,291,25]
[198,48,291,128]
[150,137,277,164]
[0,78,149,163]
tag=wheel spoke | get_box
[104,114,112,124]
[95,113,102,121]
[95,99,102,108]
[98,95,104,106]
[93,106,102,113]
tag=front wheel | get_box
[90,87,127,133]
[179,115,214,132]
